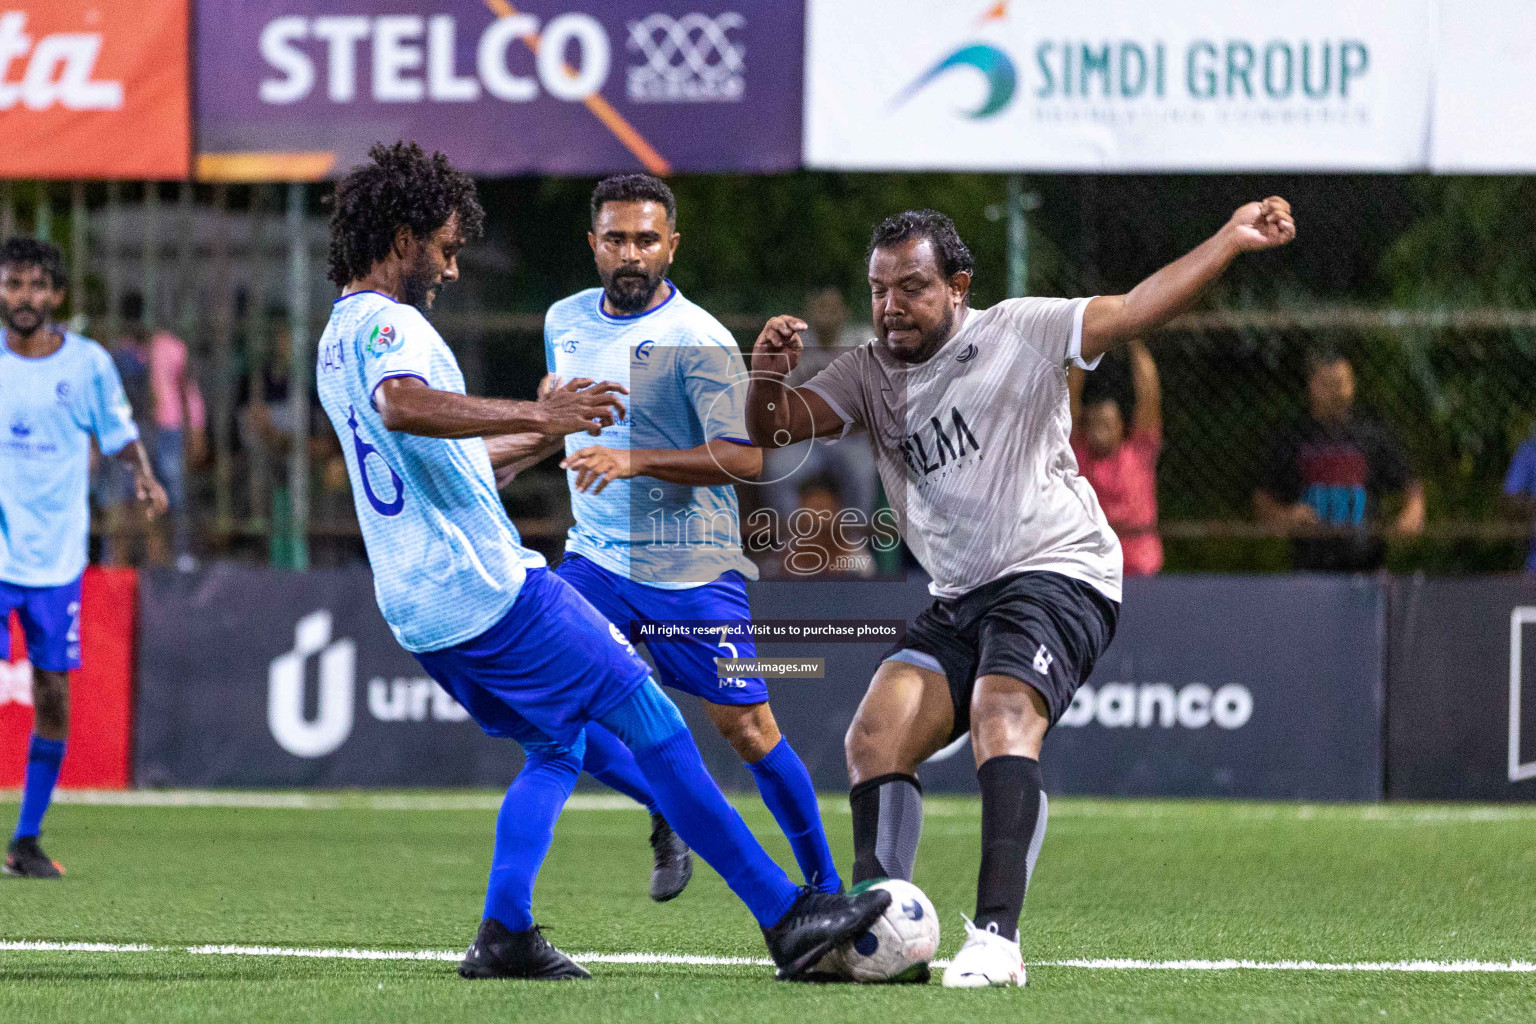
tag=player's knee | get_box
[969,682,1049,760]
[844,710,889,776]
[31,672,70,735]
[720,706,778,762]
[521,742,583,782]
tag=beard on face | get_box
[401,247,441,309]
[0,302,44,335]
[602,263,666,314]
[884,303,955,364]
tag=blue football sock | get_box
[14,735,66,841]
[482,744,581,932]
[630,730,800,928]
[597,680,798,927]
[748,737,842,894]
[581,722,659,814]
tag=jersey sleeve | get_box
[996,296,1097,369]
[543,309,557,375]
[88,346,141,456]
[679,334,752,444]
[800,348,866,441]
[361,305,438,398]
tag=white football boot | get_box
[941,917,1026,988]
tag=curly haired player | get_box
[314,142,888,981]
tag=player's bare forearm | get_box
[746,375,803,448]
[1082,198,1295,362]
[115,440,169,519]
[376,375,626,439]
[745,314,843,447]
[633,441,762,485]
[485,432,563,471]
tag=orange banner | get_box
[0,1,190,180]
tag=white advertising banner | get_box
[805,0,1435,172]
[1432,1,1536,172]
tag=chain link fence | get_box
[8,181,1536,573]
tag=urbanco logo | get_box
[268,610,356,758]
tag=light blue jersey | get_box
[315,291,545,653]
[0,330,138,587]
[545,284,757,588]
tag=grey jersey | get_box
[802,297,1122,602]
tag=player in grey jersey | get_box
[745,198,1295,988]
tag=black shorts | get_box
[882,570,1119,741]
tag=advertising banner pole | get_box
[286,182,311,571]
[35,182,51,242]
[70,182,87,332]
[1006,176,1039,298]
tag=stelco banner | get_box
[193,0,802,181]
[0,1,190,179]
[805,0,1434,172]
[135,567,1384,798]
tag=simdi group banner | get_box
[805,0,1435,172]
[0,1,190,179]
[1430,0,1536,172]
[193,1,802,182]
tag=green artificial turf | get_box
[2,795,1534,1022]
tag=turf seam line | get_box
[4,942,1535,972]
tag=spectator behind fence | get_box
[760,288,880,520]
[1255,350,1425,572]
[1502,428,1536,572]
[759,475,877,579]
[1069,339,1163,576]
[237,324,348,566]
[103,292,205,570]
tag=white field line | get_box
[5,790,1536,824]
[2,941,1534,973]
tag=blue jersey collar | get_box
[595,280,679,324]
[0,327,71,362]
[334,289,400,306]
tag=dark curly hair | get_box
[590,173,676,227]
[325,141,485,288]
[867,210,976,293]
[0,236,66,288]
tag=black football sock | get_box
[849,773,923,884]
[974,755,1047,943]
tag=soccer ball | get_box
[825,879,940,983]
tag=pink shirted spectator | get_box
[1070,340,1164,576]
[147,330,206,434]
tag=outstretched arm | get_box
[560,440,762,495]
[1081,197,1295,363]
[1128,340,1161,438]
[375,375,627,439]
[745,315,852,448]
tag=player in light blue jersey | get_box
[315,142,886,982]
[506,175,842,902]
[0,238,167,878]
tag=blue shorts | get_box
[412,567,652,749]
[556,554,769,705]
[0,576,83,672]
